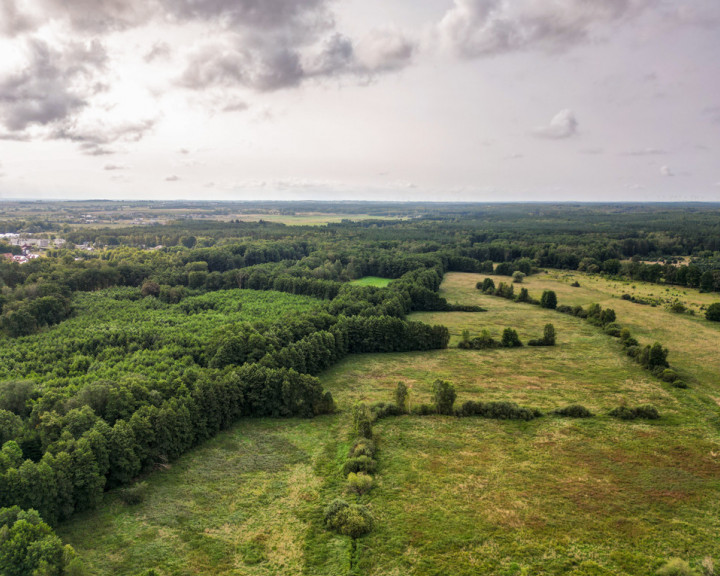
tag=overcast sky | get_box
[0,0,718,202]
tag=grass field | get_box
[349,277,394,287]
[59,272,720,576]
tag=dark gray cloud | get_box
[180,27,415,93]
[0,38,106,131]
[32,0,156,32]
[533,109,578,139]
[439,0,652,58]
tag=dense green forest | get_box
[1,202,720,575]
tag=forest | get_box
[1,202,720,576]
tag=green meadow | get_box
[59,272,720,575]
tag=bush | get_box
[540,290,557,309]
[512,271,525,283]
[469,330,499,349]
[706,303,720,322]
[571,281,581,287]
[609,405,660,420]
[346,472,373,495]
[672,380,688,389]
[411,403,436,416]
[343,456,377,475]
[660,369,679,383]
[501,328,522,348]
[394,382,408,413]
[118,481,148,505]
[352,403,373,439]
[516,287,530,302]
[603,323,622,337]
[458,400,541,421]
[669,301,686,314]
[324,499,374,538]
[556,305,574,315]
[495,282,514,299]
[554,405,593,418]
[478,278,495,293]
[349,438,376,459]
[656,558,700,576]
[370,402,403,420]
[432,379,456,415]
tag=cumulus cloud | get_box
[660,165,674,177]
[438,0,651,58]
[533,109,578,139]
[0,38,107,132]
[0,0,38,36]
[52,117,157,155]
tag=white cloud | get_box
[533,109,578,139]
[438,0,652,59]
[660,165,674,177]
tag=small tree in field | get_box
[543,323,556,346]
[395,382,408,412]
[706,302,720,322]
[432,379,456,415]
[501,328,522,348]
[540,290,557,309]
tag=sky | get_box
[0,0,719,202]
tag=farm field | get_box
[58,272,720,576]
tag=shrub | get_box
[346,472,373,495]
[432,379,456,415]
[512,271,525,283]
[656,558,700,576]
[370,402,403,420]
[669,301,686,314]
[660,369,679,383]
[672,380,688,389]
[573,305,587,318]
[495,282,514,299]
[516,287,530,302]
[394,382,408,413]
[603,323,622,337]
[540,290,557,309]
[343,456,377,475]
[609,405,660,420]
[118,481,148,505]
[349,438,376,459]
[458,400,541,421]
[352,403,373,439]
[571,281,581,287]
[324,499,374,538]
[543,323,556,345]
[469,330,499,349]
[554,405,593,418]
[501,328,522,348]
[479,278,495,293]
[600,308,616,325]
[556,305,574,315]
[706,303,720,322]
[411,404,436,416]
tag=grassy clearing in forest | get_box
[350,276,394,287]
[60,272,720,576]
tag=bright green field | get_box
[349,277,393,287]
[58,272,720,575]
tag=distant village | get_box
[0,234,67,264]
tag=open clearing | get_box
[60,272,720,575]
